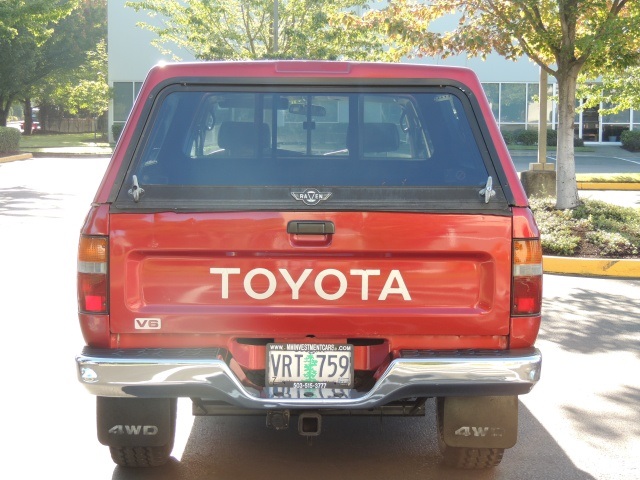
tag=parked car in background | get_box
[20,110,40,133]
[20,121,39,133]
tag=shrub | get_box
[573,199,639,224]
[546,129,557,147]
[530,197,640,258]
[514,129,538,145]
[540,232,582,256]
[500,129,516,145]
[585,231,638,257]
[501,127,585,148]
[500,128,538,145]
[111,123,124,143]
[529,197,583,255]
[621,130,640,152]
[542,129,585,147]
[0,126,21,154]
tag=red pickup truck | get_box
[76,61,542,469]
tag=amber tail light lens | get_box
[512,239,543,315]
[78,235,108,313]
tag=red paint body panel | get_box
[80,204,110,235]
[107,211,512,346]
[512,207,540,238]
[509,316,542,349]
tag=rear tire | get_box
[109,443,174,468]
[436,397,504,469]
[106,398,177,468]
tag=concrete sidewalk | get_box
[578,189,640,207]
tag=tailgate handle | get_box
[287,220,335,235]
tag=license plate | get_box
[266,343,354,388]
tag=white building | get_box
[108,0,637,143]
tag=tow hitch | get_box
[266,410,323,438]
[298,412,322,437]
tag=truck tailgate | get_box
[109,211,512,337]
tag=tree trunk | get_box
[0,96,10,127]
[554,70,581,210]
[23,98,33,135]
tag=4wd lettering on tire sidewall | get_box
[109,425,159,436]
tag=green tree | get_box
[0,0,78,127]
[40,39,110,131]
[29,0,107,133]
[67,40,110,118]
[35,1,108,131]
[0,0,68,39]
[358,0,640,210]
[125,0,396,61]
[580,65,640,114]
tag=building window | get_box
[480,81,636,142]
[113,82,144,122]
[526,82,539,126]
[482,83,499,121]
[602,104,630,124]
[500,83,526,124]
[527,83,553,131]
[113,82,133,122]
[602,102,629,142]
[602,104,631,142]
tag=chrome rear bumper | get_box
[76,347,541,409]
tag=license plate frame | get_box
[266,343,354,389]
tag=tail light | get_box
[512,239,542,315]
[78,235,108,313]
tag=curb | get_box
[0,153,33,163]
[30,151,112,158]
[543,256,640,278]
[0,151,110,162]
[576,182,640,191]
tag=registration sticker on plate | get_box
[266,343,354,389]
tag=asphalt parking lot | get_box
[510,144,640,174]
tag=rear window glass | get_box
[115,86,510,212]
[129,89,489,188]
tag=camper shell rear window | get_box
[115,85,509,212]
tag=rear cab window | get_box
[115,85,510,212]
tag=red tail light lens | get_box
[512,239,542,315]
[78,235,108,313]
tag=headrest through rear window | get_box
[348,122,400,154]
[218,121,271,152]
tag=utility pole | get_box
[520,67,556,198]
[537,68,548,165]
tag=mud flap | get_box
[97,397,174,448]
[442,396,518,449]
